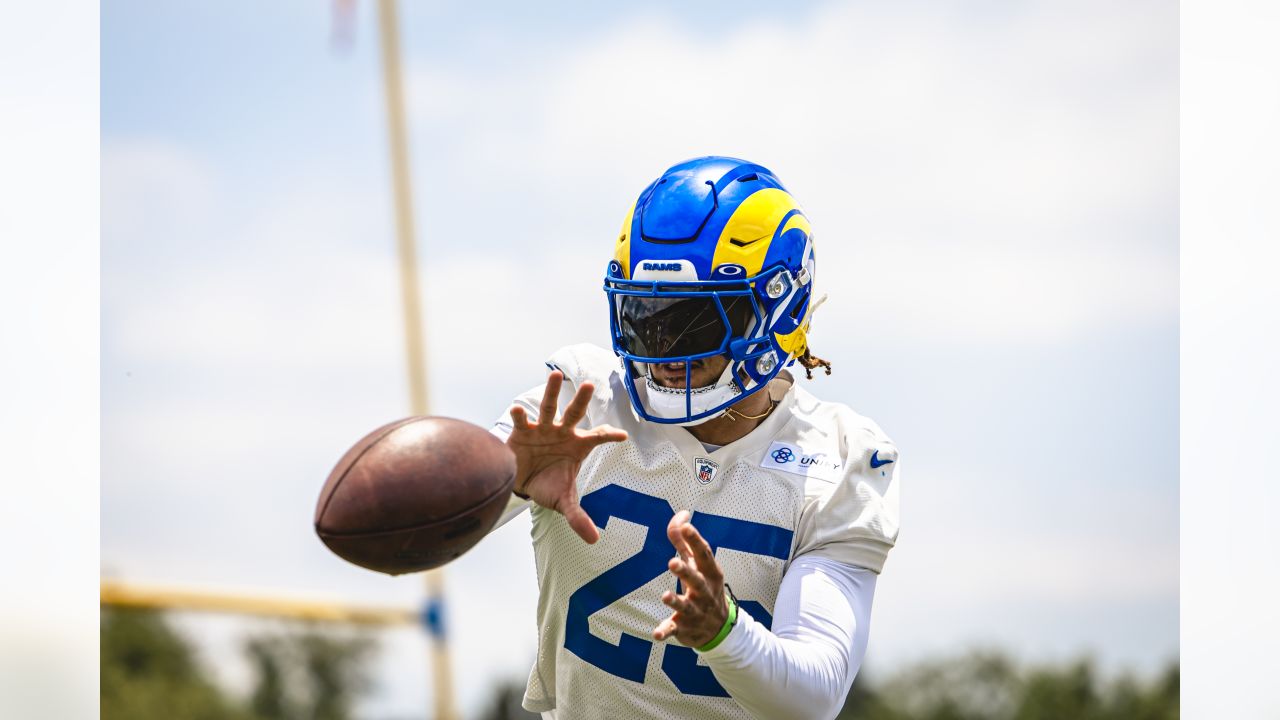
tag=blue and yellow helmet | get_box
[604,156,819,425]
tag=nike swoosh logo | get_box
[728,234,768,247]
[870,450,894,469]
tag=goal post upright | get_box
[375,1,458,719]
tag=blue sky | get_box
[102,0,1177,716]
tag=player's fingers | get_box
[668,556,712,598]
[652,616,679,641]
[667,510,694,560]
[581,424,628,444]
[558,496,600,545]
[538,372,564,426]
[509,405,531,430]
[682,524,722,584]
[560,381,593,428]
[662,590,694,615]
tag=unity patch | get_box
[759,441,843,482]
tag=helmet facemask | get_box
[605,263,810,426]
[614,293,755,425]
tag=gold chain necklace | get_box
[724,398,776,422]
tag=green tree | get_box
[836,651,1178,720]
[101,608,251,720]
[1014,660,1103,720]
[246,637,288,720]
[837,668,907,720]
[1100,663,1179,720]
[103,607,376,720]
[877,650,1022,720]
[477,678,540,720]
[241,628,374,720]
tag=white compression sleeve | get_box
[698,556,878,720]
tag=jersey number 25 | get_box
[564,484,793,697]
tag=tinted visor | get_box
[617,295,755,359]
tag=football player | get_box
[490,156,900,720]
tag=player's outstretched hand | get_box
[653,511,730,648]
[507,371,628,544]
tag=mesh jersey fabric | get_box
[491,344,900,719]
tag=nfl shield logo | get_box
[694,458,719,485]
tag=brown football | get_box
[315,416,516,575]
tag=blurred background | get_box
[101,0,1177,718]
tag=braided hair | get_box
[796,347,833,379]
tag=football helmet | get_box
[604,156,820,425]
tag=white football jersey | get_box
[493,344,900,720]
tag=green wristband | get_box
[696,593,738,653]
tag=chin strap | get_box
[800,292,828,333]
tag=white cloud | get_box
[102,139,219,259]
[825,240,1178,344]
[404,0,1176,345]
